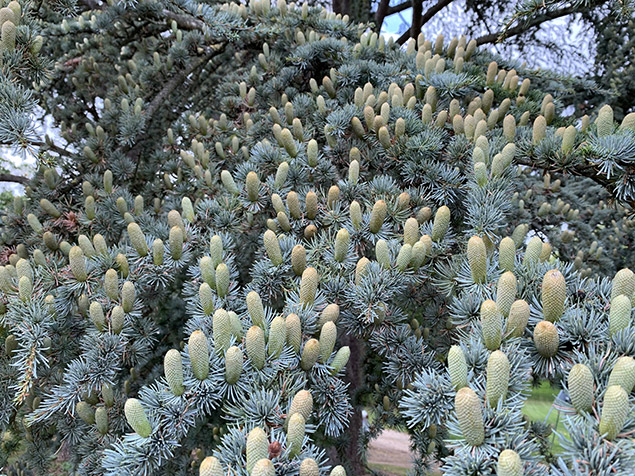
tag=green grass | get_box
[522,381,569,454]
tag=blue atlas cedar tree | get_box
[0,1,634,475]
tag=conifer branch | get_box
[0,173,29,184]
[162,9,206,31]
[122,43,227,167]
[0,3,633,475]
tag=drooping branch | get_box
[29,140,75,158]
[162,9,206,31]
[0,173,29,184]
[122,43,228,174]
[513,154,634,209]
[376,0,428,31]
[143,44,224,121]
[475,6,578,45]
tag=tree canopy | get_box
[0,1,634,475]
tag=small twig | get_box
[162,9,206,31]
[475,5,578,45]
[513,155,634,209]
[29,140,75,158]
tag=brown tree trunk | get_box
[375,0,391,31]
[340,333,366,474]
[332,0,349,15]
[410,0,423,40]
[397,0,455,44]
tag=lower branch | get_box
[0,173,29,185]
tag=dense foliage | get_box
[0,1,634,475]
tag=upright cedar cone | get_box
[164,349,184,396]
[607,356,635,393]
[534,321,559,357]
[467,236,487,283]
[301,339,320,371]
[541,269,566,322]
[299,459,319,476]
[188,330,209,380]
[213,309,232,352]
[481,300,503,350]
[299,267,318,306]
[496,271,517,317]
[246,326,266,370]
[455,387,485,446]
[287,413,305,457]
[124,398,152,438]
[199,457,223,476]
[567,363,594,412]
[246,427,269,473]
[448,345,468,390]
[330,346,350,375]
[225,346,243,384]
[611,268,634,301]
[286,314,302,352]
[268,316,286,358]
[288,390,313,424]
[599,385,629,440]
[609,295,631,336]
[497,449,523,476]
[507,300,530,338]
[252,459,275,476]
[498,237,516,271]
[486,350,510,406]
[431,206,450,242]
[523,236,542,266]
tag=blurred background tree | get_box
[329,0,635,119]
